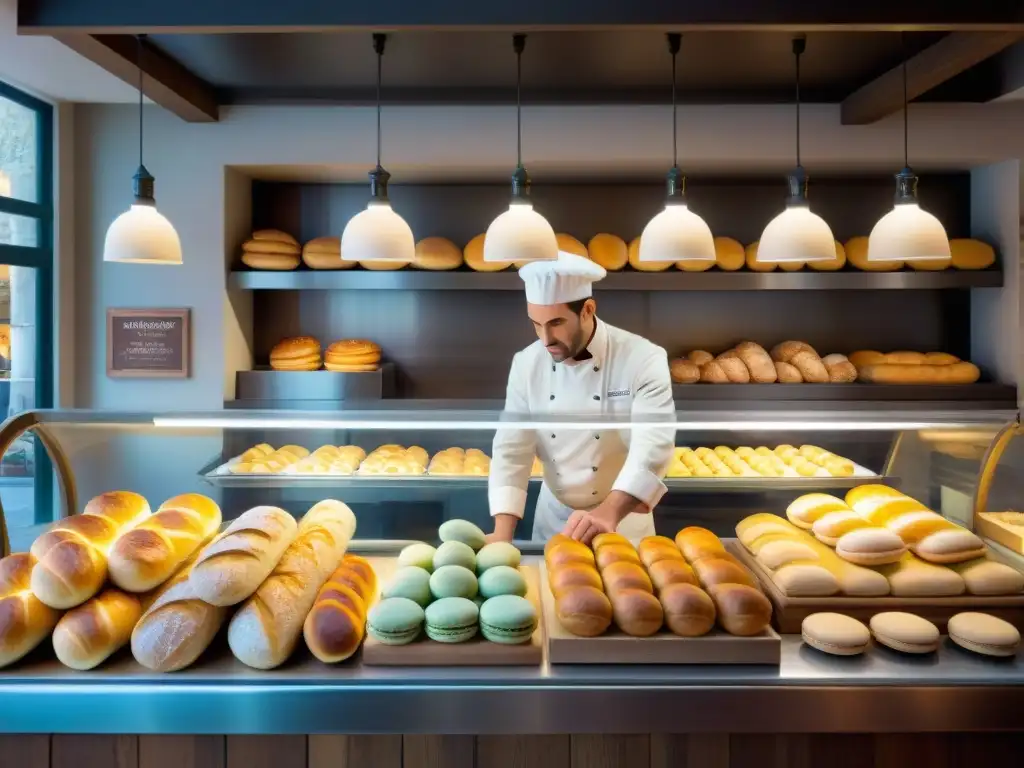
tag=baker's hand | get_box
[487,513,518,544]
[563,506,619,546]
[485,531,512,544]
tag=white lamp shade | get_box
[639,204,715,262]
[756,205,836,263]
[103,204,182,264]
[483,202,558,263]
[341,201,415,262]
[867,203,951,262]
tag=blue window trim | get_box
[0,80,55,524]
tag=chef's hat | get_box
[518,251,607,305]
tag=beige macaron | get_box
[947,612,1021,657]
[912,529,987,564]
[869,612,939,654]
[812,510,873,547]
[801,612,871,656]
[836,528,907,566]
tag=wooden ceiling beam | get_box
[841,31,1024,124]
[52,34,219,123]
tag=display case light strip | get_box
[152,416,945,431]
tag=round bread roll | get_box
[555,585,612,637]
[555,233,588,259]
[628,236,673,272]
[270,336,322,371]
[714,236,745,271]
[638,539,684,569]
[836,529,907,566]
[252,229,299,246]
[949,238,995,270]
[596,544,642,570]
[846,235,903,272]
[549,564,603,597]
[325,339,381,365]
[670,358,700,384]
[716,355,751,383]
[413,236,463,271]
[591,533,631,551]
[744,241,776,272]
[241,251,300,270]
[601,561,653,594]
[588,233,628,270]
[463,233,510,272]
[708,583,772,636]
[660,583,716,637]
[302,236,356,270]
[611,588,664,636]
[693,557,757,590]
[808,240,846,272]
[547,541,597,570]
[648,559,698,592]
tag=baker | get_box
[487,251,676,545]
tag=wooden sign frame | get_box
[106,308,191,379]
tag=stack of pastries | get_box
[671,341,857,385]
[269,337,322,372]
[240,230,301,271]
[666,445,856,478]
[0,492,375,673]
[324,339,382,372]
[268,336,384,373]
[358,444,429,476]
[427,448,491,477]
[291,446,366,475]
[548,527,771,638]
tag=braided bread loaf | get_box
[671,341,858,384]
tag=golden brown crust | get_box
[660,583,716,637]
[555,233,588,259]
[242,238,301,256]
[734,341,777,383]
[413,237,463,271]
[241,251,300,270]
[669,358,700,384]
[708,583,772,636]
[610,588,664,636]
[0,553,62,669]
[716,355,751,383]
[744,241,776,272]
[770,340,816,363]
[555,585,612,637]
[688,350,714,366]
[789,350,830,383]
[628,236,673,272]
[714,236,745,271]
[271,336,322,361]
[773,361,802,383]
[252,229,299,246]
[302,237,357,270]
[588,233,628,271]
[464,233,510,272]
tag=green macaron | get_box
[366,597,425,645]
[433,540,477,571]
[476,542,522,573]
[429,564,478,600]
[425,597,479,643]
[439,519,487,551]
[479,595,537,645]
[398,542,437,572]
[382,566,432,607]
[478,565,527,599]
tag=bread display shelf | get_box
[538,563,780,665]
[230,269,1003,292]
[235,365,396,401]
[672,382,1016,404]
[728,540,1024,634]
[361,558,543,666]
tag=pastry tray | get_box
[727,539,1024,633]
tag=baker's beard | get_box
[547,323,587,363]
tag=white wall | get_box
[71,101,1024,408]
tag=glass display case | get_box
[0,404,1014,555]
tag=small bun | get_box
[693,557,758,590]
[547,541,597,570]
[544,533,572,559]
[549,564,603,597]
[555,586,612,637]
[708,583,772,636]
[610,589,664,637]
[660,583,716,637]
[596,544,641,570]
[588,233,628,271]
[601,561,653,595]
[648,559,697,593]
[638,540,684,569]
[413,237,463,271]
[675,527,727,563]
[592,533,631,551]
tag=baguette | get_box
[857,361,980,385]
[228,500,356,669]
[31,491,151,609]
[131,557,228,672]
[303,554,376,663]
[189,506,297,607]
[0,553,62,669]
[108,493,222,593]
[52,588,143,670]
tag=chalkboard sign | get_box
[107,308,190,378]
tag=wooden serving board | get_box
[727,539,1024,633]
[976,513,1024,555]
[539,563,780,665]
[361,558,543,666]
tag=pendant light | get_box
[757,37,834,264]
[639,33,714,264]
[867,34,950,264]
[103,35,182,265]
[483,34,558,264]
[340,33,415,263]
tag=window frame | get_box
[0,80,55,524]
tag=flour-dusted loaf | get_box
[52,588,143,670]
[228,500,357,669]
[108,493,222,593]
[189,506,298,606]
[0,553,62,669]
[31,491,151,609]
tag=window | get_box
[0,81,53,530]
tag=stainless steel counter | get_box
[1,637,1023,734]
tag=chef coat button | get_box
[593,395,600,401]
[595,435,600,440]
[550,394,555,400]
[592,491,598,496]
[552,365,556,371]
[592,466,598,472]
[551,434,556,439]
[594,366,600,372]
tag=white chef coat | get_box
[489,318,676,542]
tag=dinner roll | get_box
[413,237,463,270]
[549,564,603,597]
[648,558,698,593]
[588,233,628,270]
[708,583,772,636]
[596,544,642,570]
[675,527,727,563]
[660,583,716,637]
[555,585,612,637]
[547,540,596,570]
[601,561,653,595]
[610,588,664,637]
[693,557,757,590]
[464,233,510,272]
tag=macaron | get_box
[429,564,479,600]
[835,529,907,566]
[382,565,432,607]
[424,597,479,643]
[478,565,527,599]
[366,597,424,645]
[801,612,871,656]
[476,541,522,573]
[433,540,477,571]
[869,612,939,654]
[479,594,538,644]
[398,542,437,572]
[438,519,487,551]
[948,612,1021,657]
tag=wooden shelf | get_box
[229,268,1003,292]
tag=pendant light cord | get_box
[513,34,525,167]
[792,36,804,168]
[668,33,680,168]
[901,32,909,168]
[136,34,144,169]
[373,34,386,169]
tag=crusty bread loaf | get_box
[190,506,298,607]
[788,350,829,383]
[858,361,980,385]
[303,554,377,662]
[108,493,222,593]
[734,342,776,383]
[228,500,356,669]
[241,251,300,270]
[413,237,463,271]
[31,491,151,610]
[708,583,772,636]
[0,553,61,669]
[714,237,745,271]
[588,233,628,271]
[52,588,143,670]
[688,350,714,366]
[131,557,228,672]
[302,236,356,270]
